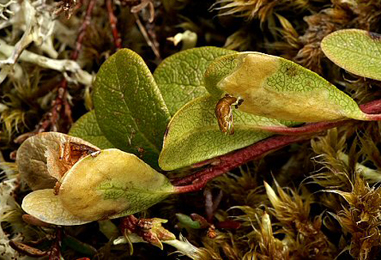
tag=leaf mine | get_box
[205,52,370,123]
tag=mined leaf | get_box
[154,47,236,115]
[93,49,171,167]
[159,96,297,170]
[205,52,370,122]
[59,149,175,222]
[321,29,381,81]
[17,132,99,190]
[22,149,175,226]
[22,189,91,226]
[69,110,114,149]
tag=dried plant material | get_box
[211,0,310,23]
[17,132,100,190]
[0,173,22,259]
[322,29,381,81]
[205,52,381,126]
[264,181,336,259]
[130,0,155,23]
[0,0,15,20]
[275,14,301,50]
[115,230,200,259]
[252,212,289,260]
[167,30,197,50]
[55,0,80,19]
[294,8,349,73]
[310,128,354,190]
[9,240,47,257]
[0,0,56,66]
[0,39,93,86]
[328,175,381,260]
[120,216,176,250]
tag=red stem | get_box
[106,0,122,49]
[173,99,381,192]
[71,0,97,61]
[40,0,97,132]
[48,228,62,260]
[174,134,312,193]
[259,119,348,135]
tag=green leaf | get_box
[93,49,171,167]
[154,47,236,115]
[205,52,369,122]
[69,111,114,149]
[175,213,202,229]
[159,95,298,171]
[321,29,381,81]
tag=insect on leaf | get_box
[159,95,298,171]
[205,52,372,123]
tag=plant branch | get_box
[70,0,97,61]
[133,13,160,60]
[173,99,381,192]
[39,0,96,132]
[174,134,313,193]
[106,0,122,49]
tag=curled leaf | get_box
[17,132,99,190]
[21,146,175,225]
[205,52,370,123]
[321,29,381,81]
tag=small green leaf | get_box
[93,49,171,167]
[321,29,381,81]
[205,52,369,122]
[69,111,114,149]
[175,213,202,229]
[159,95,298,171]
[154,47,236,115]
